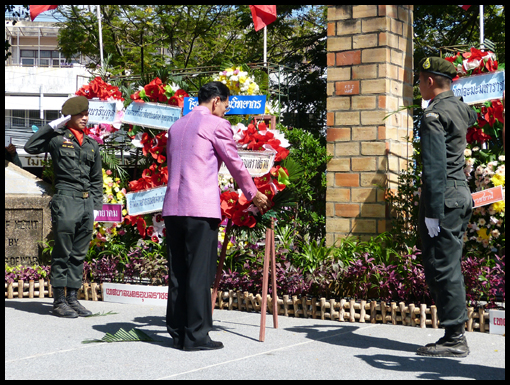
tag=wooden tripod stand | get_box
[211,218,278,342]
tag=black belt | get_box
[446,180,468,187]
[57,190,90,199]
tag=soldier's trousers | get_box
[50,192,94,289]
[418,180,473,328]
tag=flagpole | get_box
[263,26,268,68]
[97,5,104,68]
[479,5,484,51]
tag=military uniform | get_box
[24,97,102,300]
[416,57,477,357]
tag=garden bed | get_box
[5,279,495,333]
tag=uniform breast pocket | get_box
[58,147,76,170]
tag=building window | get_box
[11,110,25,127]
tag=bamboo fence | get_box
[5,279,496,333]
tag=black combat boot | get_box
[417,323,470,357]
[52,287,78,318]
[66,288,93,317]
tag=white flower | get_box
[464,58,482,71]
[498,155,505,162]
[131,132,144,148]
[464,149,472,157]
[478,218,486,226]
[268,130,290,148]
[491,229,501,238]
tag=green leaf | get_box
[82,328,156,344]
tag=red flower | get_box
[258,183,275,201]
[149,145,166,163]
[146,226,154,237]
[168,89,189,108]
[466,126,491,144]
[254,173,271,187]
[144,77,165,102]
[156,166,168,185]
[220,191,239,218]
[274,147,290,162]
[492,99,504,122]
[136,217,147,238]
[155,131,168,147]
[123,215,138,226]
[151,235,160,243]
[76,76,124,101]
[232,209,256,228]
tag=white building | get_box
[5,19,91,168]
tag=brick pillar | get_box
[326,5,414,245]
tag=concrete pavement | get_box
[5,298,505,380]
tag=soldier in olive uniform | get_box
[416,57,477,357]
[25,96,103,318]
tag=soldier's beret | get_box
[418,57,457,80]
[61,96,89,116]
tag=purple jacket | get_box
[162,106,257,219]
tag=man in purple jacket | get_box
[162,81,270,351]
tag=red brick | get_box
[335,50,361,66]
[335,80,360,96]
[335,173,360,187]
[335,204,360,217]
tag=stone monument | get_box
[5,161,53,266]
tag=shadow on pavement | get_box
[285,324,505,380]
[356,354,505,380]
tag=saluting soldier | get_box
[25,96,103,318]
[416,57,477,357]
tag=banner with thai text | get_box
[452,71,505,105]
[95,204,123,222]
[183,95,266,116]
[125,185,166,216]
[102,282,168,307]
[122,102,182,130]
[472,185,504,208]
[219,149,276,177]
[88,101,117,124]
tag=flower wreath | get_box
[121,77,189,242]
[445,47,498,80]
[130,77,189,107]
[75,76,125,145]
[219,119,293,229]
[213,66,260,95]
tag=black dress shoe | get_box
[183,340,224,351]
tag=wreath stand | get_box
[211,218,278,342]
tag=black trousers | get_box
[418,181,473,328]
[50,193,94,289]
[164,216,220,349]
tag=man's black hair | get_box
[198,81,231,104]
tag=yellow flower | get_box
[491,173,505,187]
[122,209,127,216]
[492,200,505,213]
[477,228,491,240]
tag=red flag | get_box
[30,5,58,21]
[249,5,277,32]
[458,5,472,11]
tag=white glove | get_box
[49,115,71,130]
[425,217,440,238]
[93,210,100,221]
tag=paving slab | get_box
[4,298,505,380]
